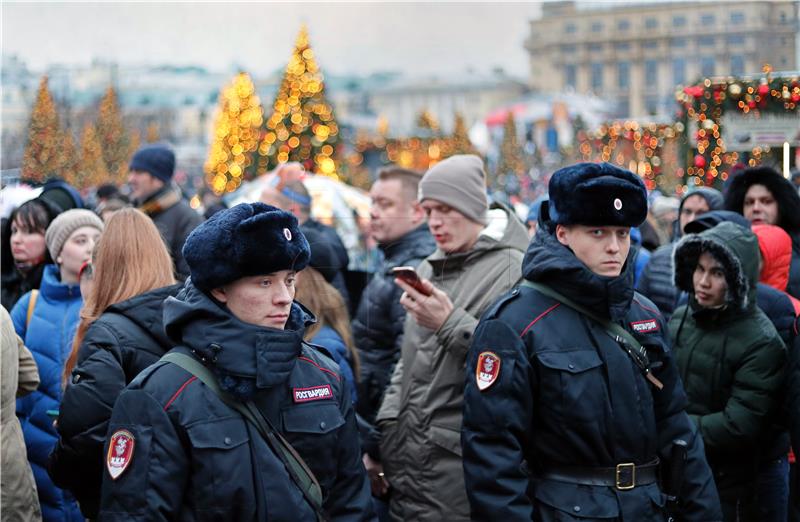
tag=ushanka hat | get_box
[183,202,310,291]
[548,162,647,227]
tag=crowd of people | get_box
[2,140,800,521]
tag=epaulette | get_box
[483,286,522,320]
[302,341,336,365]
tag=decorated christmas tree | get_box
[416,110,440,135]
[146,121,160,143]
[21,76,63,183]
[205,72,264,194]
[79,123,110,189]
[256,25,340,179]
[450,112,477,156]
[60,130,81,188]
[496,112,525,187]
[96,86,130,184]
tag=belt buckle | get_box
[615,462,636,490]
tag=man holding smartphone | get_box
[375,155,528,521]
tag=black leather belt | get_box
[540,459,659,490]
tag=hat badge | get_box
[613,198,623,211]
[283,228,292,241]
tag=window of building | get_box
[591,63,604,90]
[589,42,604,52]
[617,19,630,31]
[565,64,577,89]
[697,36,715,47]
[700,56,715,77]
[617,98,630,117]
[645,17,658,29]
[591,21,604,33]
[673,58,686,85]
[727,34,745,45]
[731,55,745,76]
[643,40,658,49]
[645,60,658,83]
[780,12,787,23]
[672,15,687,27]
[565,22,577,34]
[645,97,659,115]
[730,12,745,25]
[618,61,630,89]
[700,14,715,25]
[615,42,631,51]
[561,44,577,53]
[670,39,687,48]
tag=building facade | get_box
[525,1,799,117]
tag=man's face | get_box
[679,195,710,232]
[692,251,727,308]
[369,178,422,245]
[211,271,296,329]
[556,224,631,277]
[127,170,164,201]
[421,199,482,254]
[743,184,779,225]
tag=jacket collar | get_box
[138,185,180,215]
[379,224,435,266]
[39,264,81,301]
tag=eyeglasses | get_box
[79,261,94,280]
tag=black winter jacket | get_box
[48,283,182,518]
[462,227,722,521]
[98,280,374,521]
[352,224,435,428]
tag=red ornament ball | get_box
[694,154,707,169]
[758,84,770,96]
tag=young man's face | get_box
[211,271,297,329]
[679,194,710,233]
[692,251,728,308]
[743,184,779,225]
[421,199,482,254]
[369,178,423,245]
[556,225,631,277]
[127,170,164,201]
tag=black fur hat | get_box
[724,166,800,233]
[548,162,647,227]
[183,202,310,291]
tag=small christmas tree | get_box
[450,113,477,156]
[21,76,63,183]
[496,112,525,188]
[256,25,340,179]
[416,110,440,135]
[96,86,130,184]
[60,130,81,188]
[205,72,264,194]
[79,123,110,189]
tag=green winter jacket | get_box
[669,222,785,497]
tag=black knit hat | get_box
[129,144,175,184]
[301,227,338,284]
[182,203,310,291]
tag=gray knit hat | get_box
[419,155,488,224]
[45,209,104,261]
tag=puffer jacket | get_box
[376,203,528,521]
[310,325,358,407]
[11,265,83,522]
[462,221,721,521]
[48,283,181,518]
[98,279,374,521]
[352,224,435,426]
[1,306,41,522]
[670,222,786,516]
[754,224,800,314]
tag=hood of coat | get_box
[105,283,183,349]
[425,202,528,275]
[522,205,637,322]
[163,278,316,398]
[673,221,759,312]
[752,224,793,292]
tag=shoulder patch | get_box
[475,351,502,391]
[293,384,334,403]
[630,318,659,333]
[107,429,135,480]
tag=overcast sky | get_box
[2,2,544,77]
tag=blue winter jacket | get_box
[11,264,83,522]
[311,325,358,406]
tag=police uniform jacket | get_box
[462,226,722,522]
[98,279,374,521]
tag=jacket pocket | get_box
[536,350,606,425]
[429,423,462,457]
[533,479,619,520]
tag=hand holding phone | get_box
[392,267,432,296]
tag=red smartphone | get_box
[392,266,432,296]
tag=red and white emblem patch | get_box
[106,429,135,480]
[476,351,501,391]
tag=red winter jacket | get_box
[753,224,800,316]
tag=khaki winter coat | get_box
[377,203,528,521]
[1,306,41,522]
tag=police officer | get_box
[461,163,722,521]
[99,203,374,521]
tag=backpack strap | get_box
[520,280,663,390]
[160,351,326,519]
[26,289,39,329]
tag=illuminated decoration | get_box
[496,112,525,189]
[255,25,340,181]
[78,123,110,189]
[204,72,264,195]
[578,120,685,194]
[676,65,799,189]
[451,113,478,156]
[145,122,160,143]
[21,76,63,183]
[96,86,131,184]
[60,131,80,188]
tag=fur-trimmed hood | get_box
[673,221,760,311]
[724,166,800,233]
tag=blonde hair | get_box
[295,267,360,379]
[64,208,175,382]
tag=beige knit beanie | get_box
[418,154,489,225]
[45,209,105,261]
